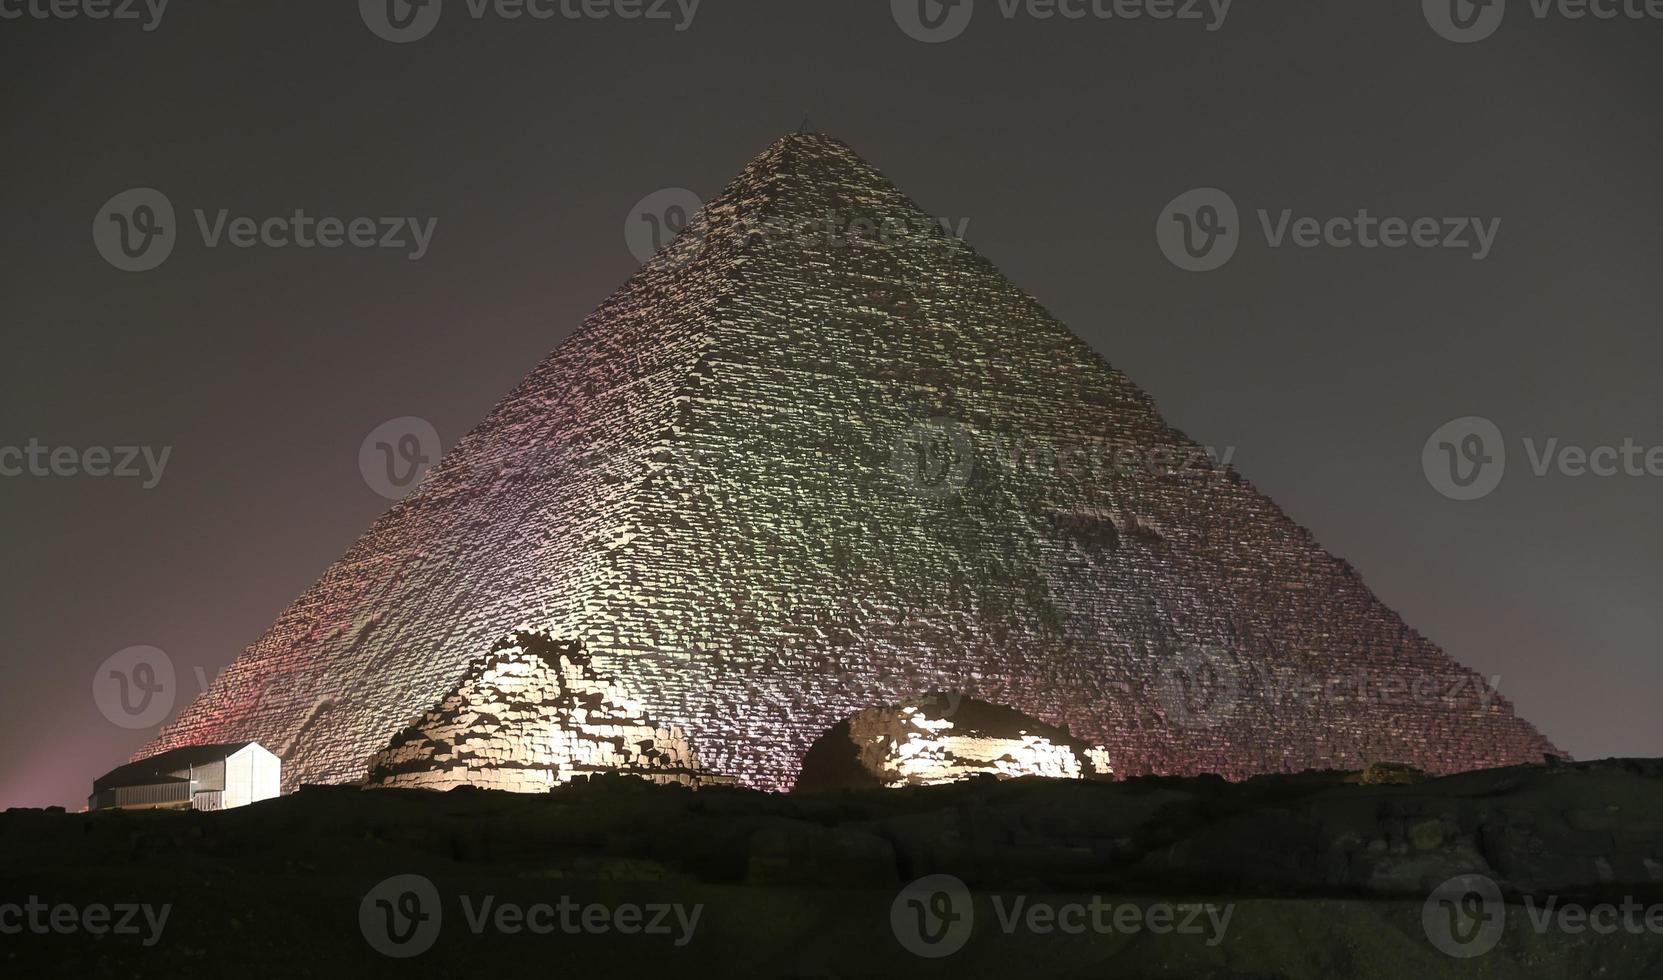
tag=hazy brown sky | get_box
[3,0,1660,809]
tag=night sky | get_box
[3,0,1660,810]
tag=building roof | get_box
[93,742,260,791]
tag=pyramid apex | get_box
[723,130,877,198]
[768,129,845,149]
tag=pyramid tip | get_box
[769,129,845,148]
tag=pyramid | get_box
[141,133,1559,792]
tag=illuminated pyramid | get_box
[141,132,1559,792]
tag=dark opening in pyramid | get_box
[141,132,1559,792]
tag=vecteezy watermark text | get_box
[1156,644,1505,730]
[624,187,971,266]
[457,895,700,944]
[1423,416,1663,501]
[1424,0,1663,43]
[1423,874,1663,958]
[360,0,700,43]
[94,188,439,272]
[0,439,170,489]
[0,0,167,30]
[97,646,435,739]
[891,875,1232,958]
[892,0,1232,44]
[1157,188,1500,272]
[0,898,171,947]
[359,874,700,958]
[892,416,1235,499]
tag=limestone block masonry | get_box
[795,695,1114,791]
[366,630,730,791]
[140,131,1561,794]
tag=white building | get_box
[89,742,280,812]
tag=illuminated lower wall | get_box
[366,631,728,792]
[798,696,1113,790]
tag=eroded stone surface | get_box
[366,630,731,792]
[797,695,1112,791]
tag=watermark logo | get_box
[0,0,168,30]
[625,189,970,268]
[1158,188,1501,271]
[890,419,1232,500]
[0,898,171,946]
[361,874,443,958]
[1424,873,1663,958]
[892,418,976,499]
[0,439,172,488]
[890,877,1234,958]
[1423,416,1506,501]
[1155,645,1239,729]
[1425,0,1663,43]
[892,874,974,957]
[991,896,1232,945]
[93,188,176,272]
[1423,874,1506,957]
[94,188,439,272]
[1157,650,1503,730]
[360,417,441,500]
[362,0,700,42]
[92,645,177,729]
[1156,187,1239,272]
[360,875,701,957]
[1424,418,1663,501]
[360,0,444,42]
[810,211,972,249]
[625,187,705,266]
[894,0,1232,42]
[892,0,975,42]
[1424,0,1507,42]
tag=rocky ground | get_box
[4,758,1661,978]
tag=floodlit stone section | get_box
[366,630,732,792]
[871,706,1094,785]
[798,696,1111,790]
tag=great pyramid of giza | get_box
[140,132,1559,792]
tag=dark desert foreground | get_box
[5,758,1662,978]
